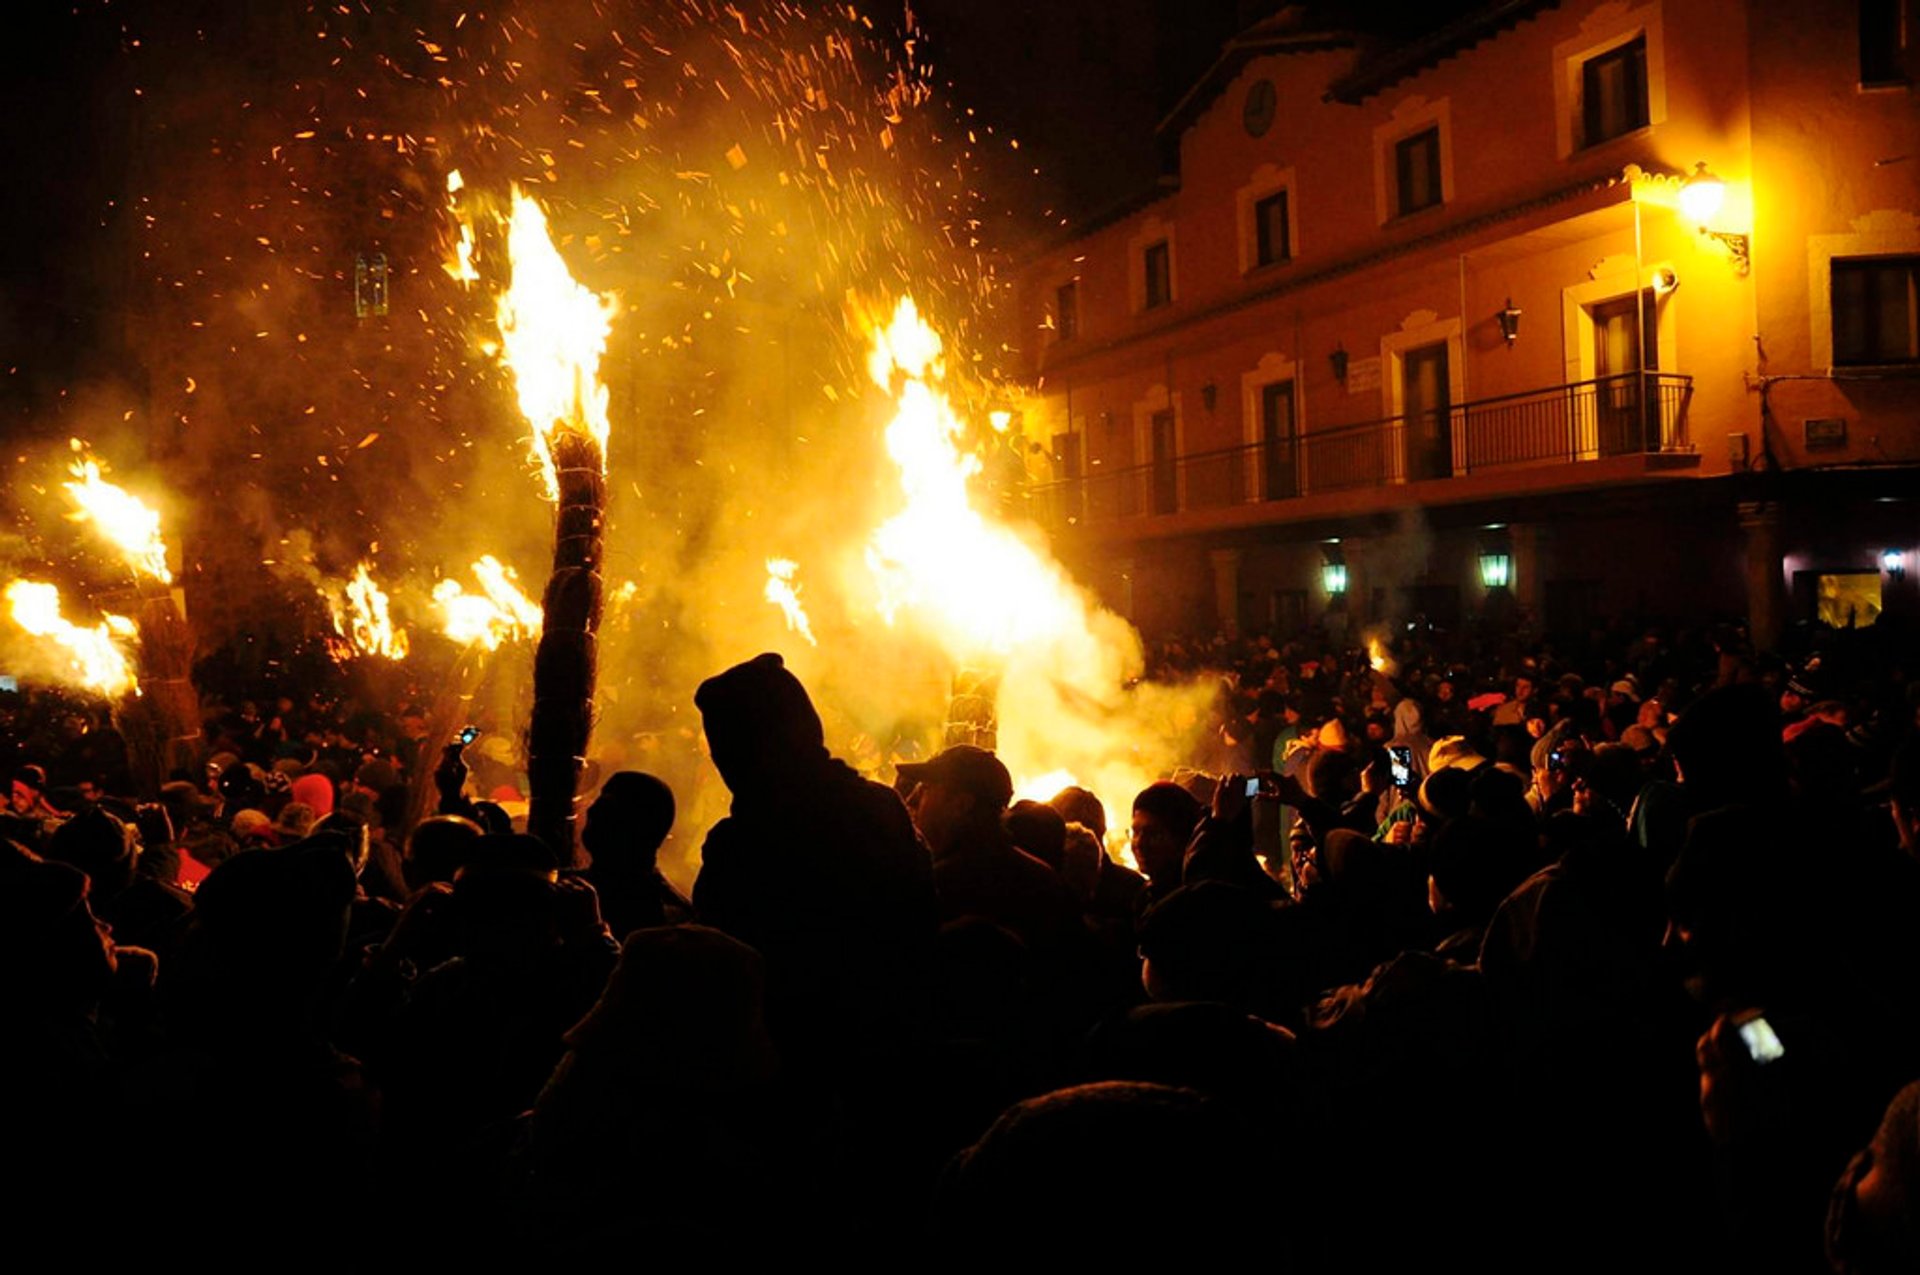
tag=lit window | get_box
[1254,190,1291,267]
[1832,256,1920,365]
[1394,128,1442,216]
[1144,241,1172,309]
[1582,35,1649,146]
[1056,281,1079,340]
[1818,571,1882,628]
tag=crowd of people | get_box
[7,614,1920,1267]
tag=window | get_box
[1817,571,1882,628]
[1143,241,1172,309]
[353,252,389,318]
[1832,256,1920,364]
[1254,191,1291,267]
[1861,0,1910,85]
[1394,127,1443,216]
[1582,35,1649,145]
[1055,281,1079,340]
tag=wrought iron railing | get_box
[1030,371,1692,529]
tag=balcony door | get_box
[1592,289,1657,455]
[1260,380,1297,500]
[1150,409,1178,514]
[1402,342,1452,481]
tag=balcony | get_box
[1029,371,1695,534]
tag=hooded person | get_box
[1388,697,1435,785]
[691,653,936,1078]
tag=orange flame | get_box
[433,555,543,650]
[443,169,480,287]
[328,562,409,661]
[61,442,172,584]
[1366,633,1395,676]
[4,579,138,695]
[495,186,616,501]
[862,297,1211,844]
[763,557,817,646]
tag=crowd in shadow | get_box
[7,625,1920,1268]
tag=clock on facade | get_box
[1243,79,1276,137]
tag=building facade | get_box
[1013,0,1920,649]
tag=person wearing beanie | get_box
[691,652,935,1083]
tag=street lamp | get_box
[1478,549,1512,590]
[1680,161,1750,276]
[1883,548,1907,580]
[1322,546,1348,596]
[1496,297,1522,345]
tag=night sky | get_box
[0,0,1477,425]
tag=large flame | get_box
[442,169,480,287]
[328,562,409,661]
[61,442,172,584]
[495,186,616,500]
[862,297,1210,854]
[1366,631,1396,676]
[764,557,817,646]
[434,555,544,650]
[864,297,1087,654]
[5,580,138,695]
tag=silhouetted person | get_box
[905,745,1084,967]
[582,770,693,936]
[692,653,935,1080]
[518,925,803,1259]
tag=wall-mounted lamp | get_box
[1322,547,1348,596]
[1884,548,1907,580]
[1478,548,1513,590]
[1329,343,1349,384]
[1679,161,1750,276]
[1650,267,1679,295]
[1496,297,1522,345]
[1201,381,1218,412]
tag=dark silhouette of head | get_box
[1048,784,1107,841]
[696,653,828,799]
[1005,800,1068,870]
[582,771,676,870]
[45,806,136,897]
[405,814,483,887]
[1667,683,1786,810]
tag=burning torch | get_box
[494,188,617,866]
